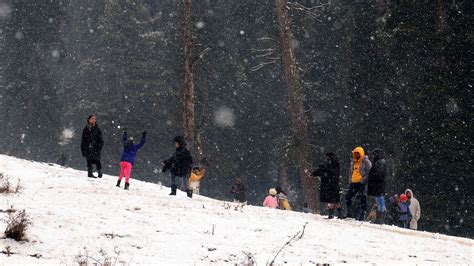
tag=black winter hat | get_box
[371,148,384,161]
[173,135,186,147]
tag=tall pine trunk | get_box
[182,0,195,151]
[274,0,319,213]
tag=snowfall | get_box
[0,155,472,265]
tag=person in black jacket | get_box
[162,136,193,198]
[367,148,387,224]
[231,176,246,211]
[311,152,343,219]
[81,115,104,178]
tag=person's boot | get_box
[337,208,344,219]
[327,209,335,219]
[186,189,193,198]
[169,185,177,195]
[97,169,103,178]
[124,182,130,190]
[87,167,95,178]
[116,179,121,187]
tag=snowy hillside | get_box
[0,155,472,265]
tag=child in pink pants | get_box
[117,130,146,190]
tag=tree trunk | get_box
[274,0,319,213]
[435,0,447,33]
[182,0,195,151]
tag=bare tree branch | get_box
[251,60,278,72]
[269,222,308,265]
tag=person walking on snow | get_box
[263,188,278,208]
[162,136,193,198]
[116,129,146,190]
[405,188,421,230]
[311,152,343,219]
[81,115,104,178]
[367,148,387,224]
[345,146,372,220]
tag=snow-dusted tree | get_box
[274,0,319,213]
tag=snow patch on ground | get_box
[0,155,472,264]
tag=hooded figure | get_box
[405,188,421,230]
[162,136,193,197]
[367,148,387,196]
[367,148,387,224]
[81,115,104,178]
[345,146,372,220]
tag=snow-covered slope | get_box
[0,155,472,265]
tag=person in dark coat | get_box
[81,115,104,178]
[231,176,247,211]
[367,148,387,224]
[116,130,146,190]
[231,176,246,202]
[311,152,343,219]
[162,136,193,198]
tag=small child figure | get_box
[263,188,278,208]
[116,130,146,190]
[398,194,411,228]
[189,165,205,195]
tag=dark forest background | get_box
[0,0,472,238]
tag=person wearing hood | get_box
[367,148,387,224]
[263,188,278,208]
[162,136,194,198]
[116,129,146,190]
[405,188,421,230]
[311,152,343,219]
[81,115,104,178]
[345,146,372,220]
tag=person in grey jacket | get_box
[345,146,372,220]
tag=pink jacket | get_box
[263,195,278,208]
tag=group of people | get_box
[303,146,421,229]
[256,146,421,230]
[80,115,205,196]
[81,115,420,229]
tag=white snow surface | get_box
[0,155,472,265]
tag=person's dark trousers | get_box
[86,157,102,177]
[355,194,367,221]
[400,221,408,228]
[170,173,190,191]
[345,182,365,217]
[327,209,335,219]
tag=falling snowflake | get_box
[214,107,235,127]
[196,21,205,29]
[0,2,11,19]
[59,128,74,146]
